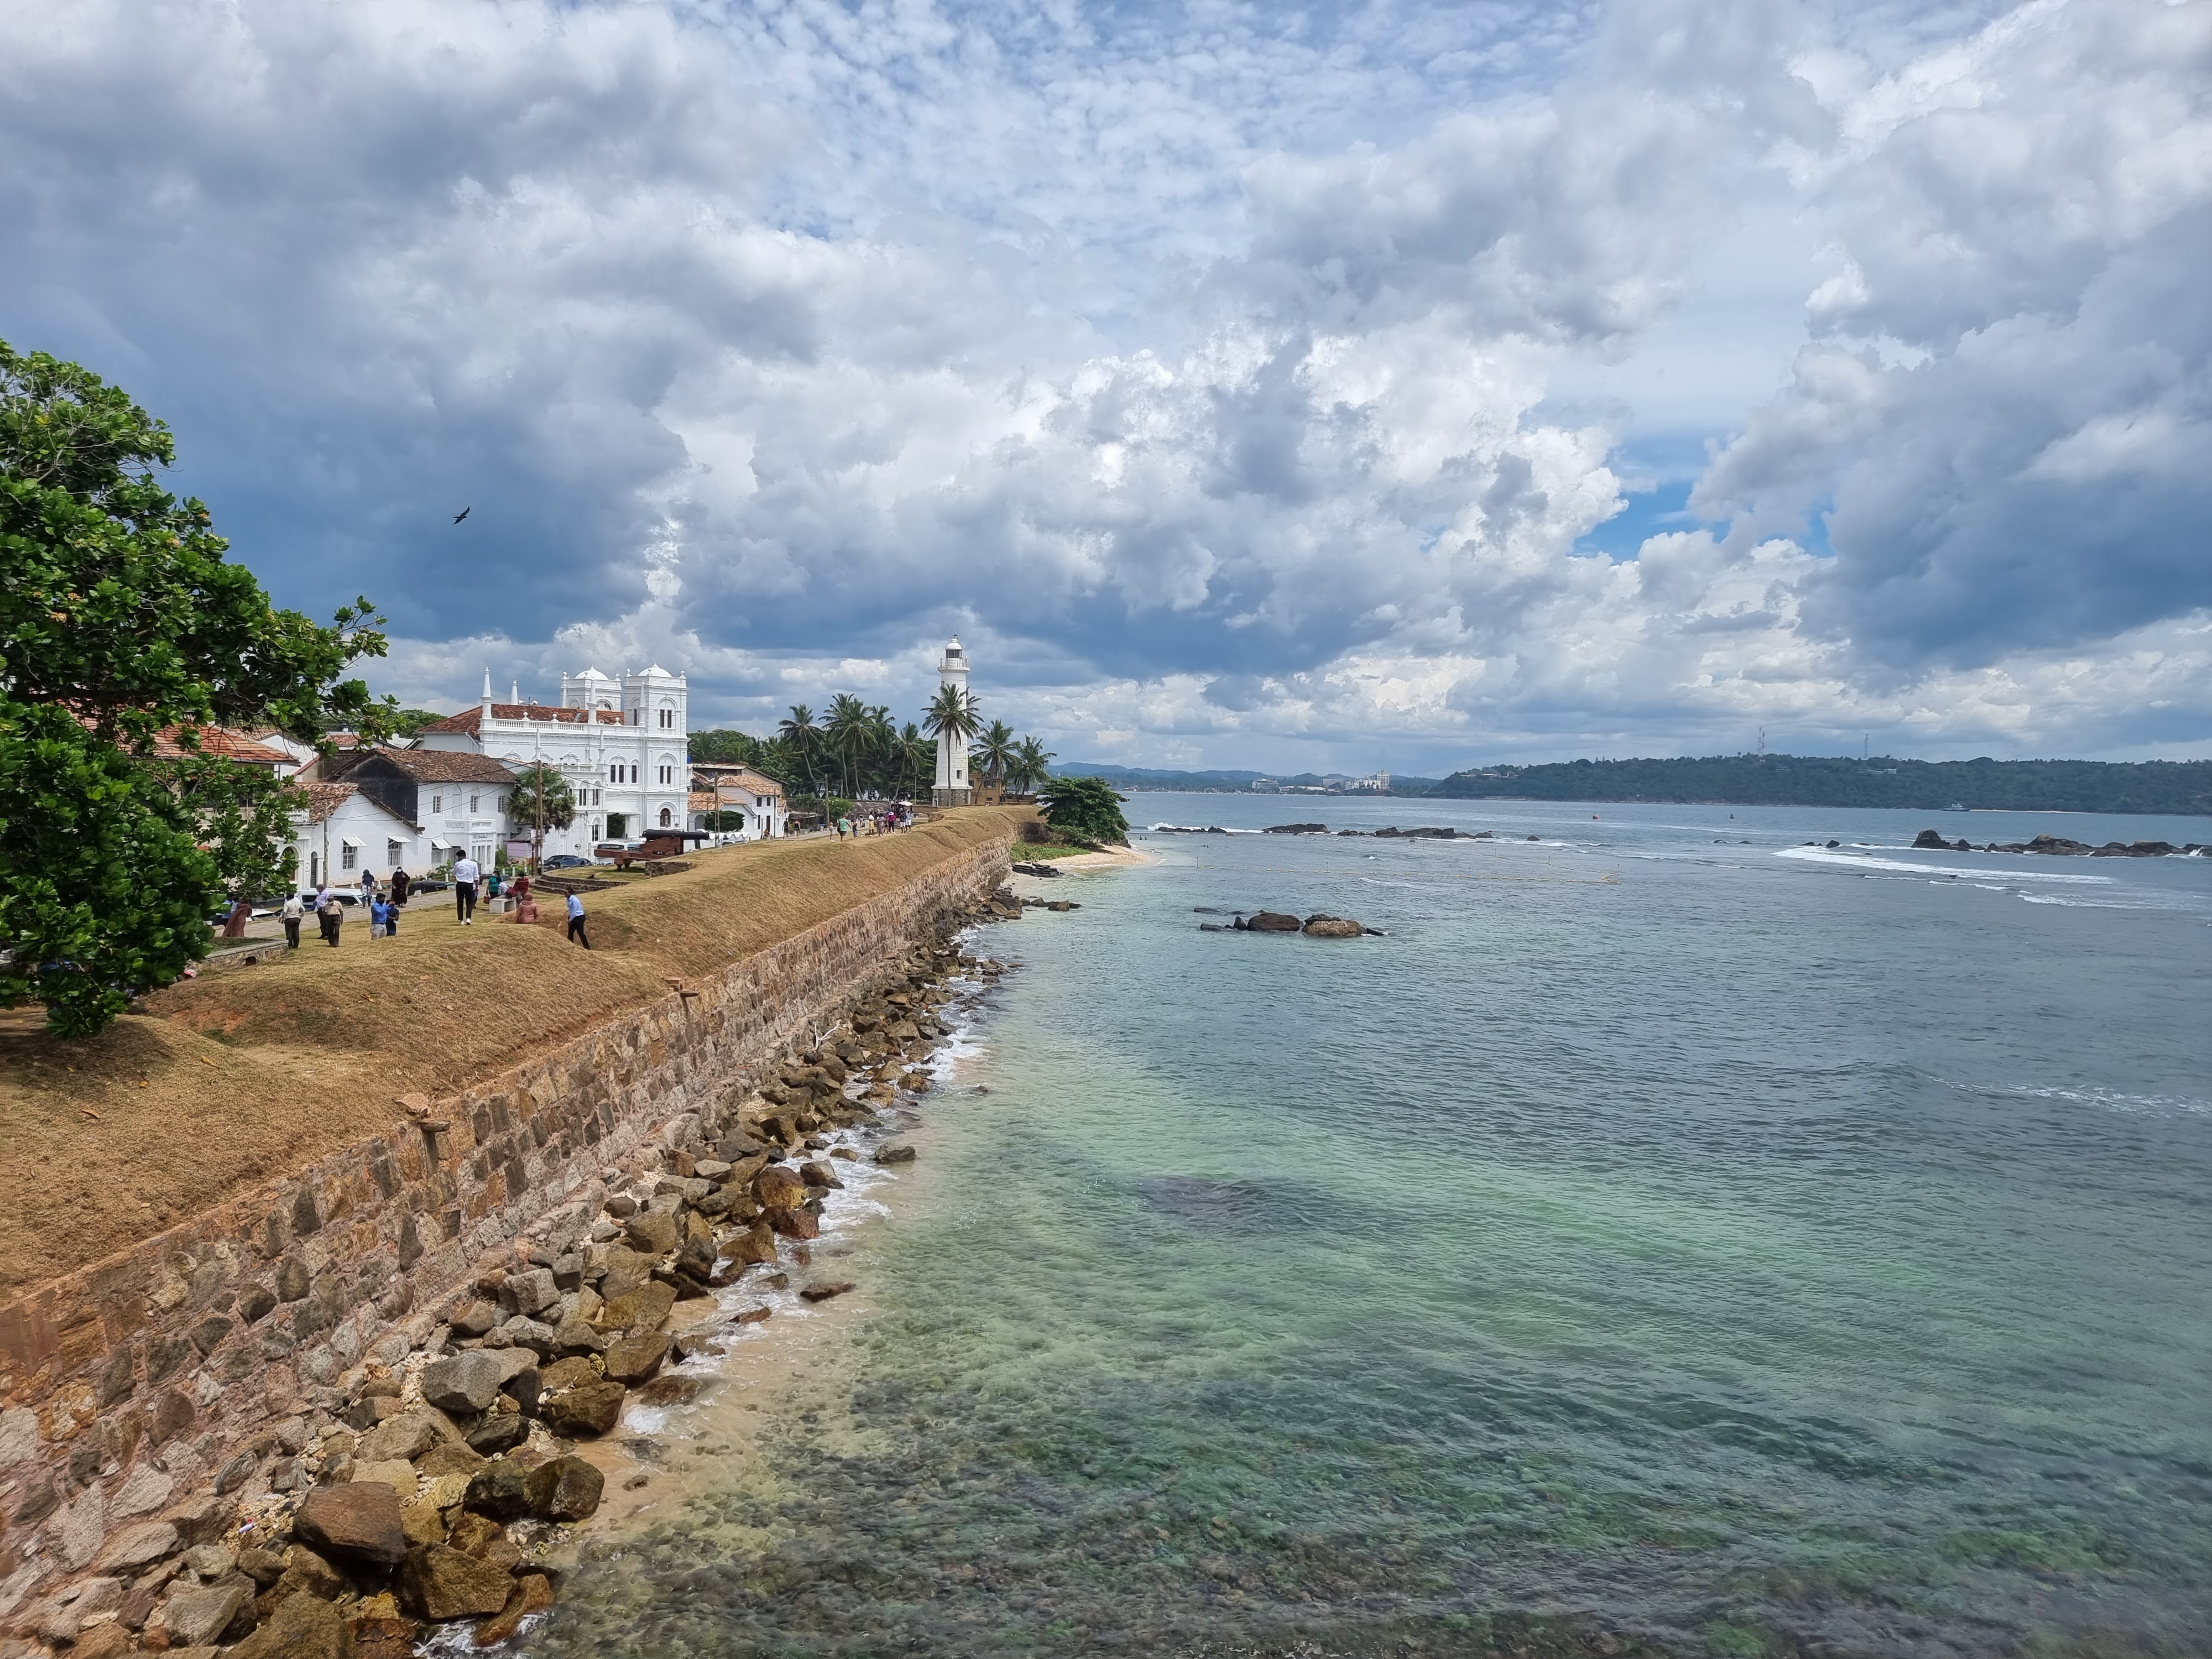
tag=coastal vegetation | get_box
[1426,753,2212,814]
[1039,775,1131,844]
[0,341,399,1036]
[692,704,1057,800]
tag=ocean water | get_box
[531,796,2212,1659]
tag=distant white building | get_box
[286,749,519,890]
[688,765,789,840]
[415,666,690,854]
[934,638,972,806]
[290,780,428,893]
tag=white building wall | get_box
[290,795,431,894]
[463,664,691,852]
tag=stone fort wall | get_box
[0,832,1009,1618]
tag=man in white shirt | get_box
[452,854,481,925]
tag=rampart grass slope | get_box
[0,810,1021,1291]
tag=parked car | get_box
[542,854,593,871]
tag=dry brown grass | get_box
[0,811,1021,1292]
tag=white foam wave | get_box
[2017,891,2204,913]
[1945,1078,2212,1118]
[1773,846,2113,883]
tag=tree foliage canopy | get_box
[508,762,577,834]
[0,341,394,1036]
[1040,775,1130,844]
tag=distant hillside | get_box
[1051,763,1444,795]
[1422,754,2212,816]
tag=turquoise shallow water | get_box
[533,797,2212,1658]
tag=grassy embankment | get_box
[0,810,1024,1295]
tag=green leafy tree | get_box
[0,340,395,1036]
[690,727,763,765]
[508,763,577,851]
[1039,775,1130,844]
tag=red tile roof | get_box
[364,749,519,784]
[418,703,629,736]
[299,782,358,823]
[144,726,295,766]
[692,765,785,798]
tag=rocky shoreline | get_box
[2,879,1057,1659]
[1911,828,2204,857]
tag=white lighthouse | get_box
[933,637,972,806]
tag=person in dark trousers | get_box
[566,890,591,949]
[281,893,304,950]
[452,853,480,924]
[391,868,411,909]
[317,891,343,947]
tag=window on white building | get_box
[432,793,443,813]
[659,806,672,827]
[659,707,674,729]
[609,763,619,783]
[341,843,357,870]
[469,794,480,813]
[388,839,403,863]
[592,787,602,805]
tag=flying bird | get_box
[452,506,470,524]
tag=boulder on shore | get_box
[540,1379,627,1437]
[228,1588,349,1659]
[421,1353,504,1416]
[523,1457,605,1522]
[399,1545,515,1622]
[293,1481,406,1568]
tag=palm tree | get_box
[777,704,824,796]
[923,684,980,794]
[895,721,931,797]
[825,693,875,799]
[864,704,895,796]
[973,719,1018,791]
[1008,735,1055,794]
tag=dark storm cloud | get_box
[1,0,2206,769]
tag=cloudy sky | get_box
[4,0,2208,773]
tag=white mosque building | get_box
[934,638,972,806]
[415,665,692,854]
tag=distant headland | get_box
[1051,754,2212,816]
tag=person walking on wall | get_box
[565,889,591,950]
[453,853,480,925]
[280,891,304,950]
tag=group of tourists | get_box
[832,805,914,841]
[271,855,588,949]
